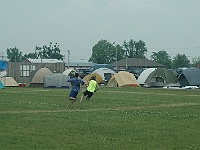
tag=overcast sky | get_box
[0,0,200,62]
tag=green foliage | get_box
[123,39,147,58]
[89,39,147,64]
[1,87,200,150]
[172,54,190,68]
[190,56,200,67]
[89,40,123,64]
[150,50,172,68]
[6,47,23,62]
[35,42,64,60]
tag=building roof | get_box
[23,59,63,63]
[111,58,165,68]
[66,62,97,67]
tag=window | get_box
[20,64,35,77]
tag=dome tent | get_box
[178,67,200,86]
[107,71,140,87]
[137,68,156,86]
[0,80,4,89]
[62,69,77,78]
[44,73,70,88]
[144,68,179,87]
[83,73,103,85]
[91,68,115,83]
[0,77,18,87]
[30,67,53,88]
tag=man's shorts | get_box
[83,90,93,99]
[69,90,78,99]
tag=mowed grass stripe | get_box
[0,102,198,114]
[2,89,200,97]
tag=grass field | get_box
[0,86,200,150]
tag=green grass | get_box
[0,87,200,150]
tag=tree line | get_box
[5,40,200,69]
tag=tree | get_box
[123,39,147,58]
[191,56,200,67]
[150,50,172,68]
[89,40,124,64]
[35,42,64,60]
[6,47,23,62]
[172,54,190,68]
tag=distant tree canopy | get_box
[150,50,172,69]
[172,54,190,68]
[6,47,23,62]
[35,42,64,60]
[123,39,147,58]
[89,39,147,64]
[6,43,64,62]
[191,56,200,67]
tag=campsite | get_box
[1,86,200,150]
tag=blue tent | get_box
[0,80,4,89]
[0,60,7,70]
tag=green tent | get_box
[144,68,179,87]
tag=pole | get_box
[67,50,70,69]
[145,52,147,68]
[115,48,117,70]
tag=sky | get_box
[0,0,200,62]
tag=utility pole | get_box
[115,48,117,70]
[0,52,6,60]
[67,50,70,69]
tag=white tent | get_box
[91,68,115,82]
[137,68,156,85]
[0,77,18,87]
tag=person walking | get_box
[80,76,99,102]
[67,73,84,108]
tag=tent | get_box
[62,69,77,78]
[83,73,103,85]
[144,68,179,87]
[137,68,156,86]
[30,67,53,87]
[44,73,70,88]
[107,71,140,87]
[0,60,7,78]
[178,67,200,86]
[0,80,4,89]
[91,68,115,82]
[0,77,18,87]
[0,60,6,70]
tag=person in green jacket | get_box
[80,76,99,102]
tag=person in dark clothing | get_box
[67,73,84,107]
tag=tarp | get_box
[30,67,53,87]
[144,68,179,87]
[0,80,4,89]
[44,73,70,88]
[83,73,103,85]
[0,77,18,87]
[178,67,200,86]
[91,68,115,82]
[137,68,156,85]
[107,71,140,87]
[0,60,6,70]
